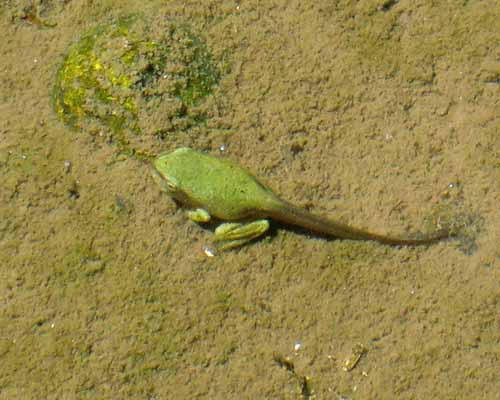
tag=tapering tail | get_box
[266,200,450,246]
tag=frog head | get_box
[152,149,195,207]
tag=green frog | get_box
[152,147,450,252]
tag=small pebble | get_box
[64,160,72,173]
[203,246,217,257]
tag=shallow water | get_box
[1,1,499,398]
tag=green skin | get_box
[152,147,450,251]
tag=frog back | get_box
[164,148,280,220]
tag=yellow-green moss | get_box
[52,14,221,159]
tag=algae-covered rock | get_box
[52,15,221,159]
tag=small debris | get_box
[273,353,295,373]
[203,246,217,257]
[63,160,72,173]
[273,353,315,399]
[342,343,367,372]
[299,375,313,398]
[13,2,57,28]
[68,181,80,200]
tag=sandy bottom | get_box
[1,1,499,398]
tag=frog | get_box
[152,147,450,252]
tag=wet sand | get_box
[1,1,499,398]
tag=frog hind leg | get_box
[213,219,270,251]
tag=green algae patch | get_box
[52,15,221,159]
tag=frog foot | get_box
[213,219,270,251]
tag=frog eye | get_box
[152,168,179,193]
[163,176,179,192]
